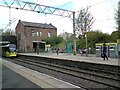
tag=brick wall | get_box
[16,20,57,53]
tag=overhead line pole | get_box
[73,12,76,55]
[9,7,11,27]
[0,0,77,55]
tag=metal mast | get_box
[0,0,76,54]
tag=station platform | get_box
[2,65,41,89]
[18,53,119,66]
[1,58,81,89]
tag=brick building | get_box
[15,20,57,53]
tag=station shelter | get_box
[95,42,119,58]
[33,41,46,52]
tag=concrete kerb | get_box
[18,53,119,66]
[17,53,120,76]
[2,58,80,88]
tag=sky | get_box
[0,0,119,35]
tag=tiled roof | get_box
[20,21,57,30]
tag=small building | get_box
[15,20,57,53]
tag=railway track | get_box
[5,56,120,89]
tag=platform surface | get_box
[1,58,81,89]
[2,65,41,89]
[18,53,120,66]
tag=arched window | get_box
[36,32,39,36]
[40,32,42,36]
[31,30,34,36]
[48,32,51,37]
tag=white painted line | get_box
[2,59,81,88]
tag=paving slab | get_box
[2,64,40,88]
[1,58,81,89]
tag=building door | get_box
[33,42,37,52]
[39,42,45,52]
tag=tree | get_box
[115,1,120,38]
[0,29,15,36]
[0,29,4,36]
[42,36,63,47]
[58,32,73,40]
[76,7,95,38]
[2,31,10,36]
[110,31,118,42]
[76,30,110,49]
[58,32,76,52]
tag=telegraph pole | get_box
[73,12,76,55]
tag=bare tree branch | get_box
[75,7,95,38]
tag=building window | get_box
[40,32,42,36]
[36,32,39,36]
[31,30,35,36]
[48,32,51,37]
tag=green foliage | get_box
[0,29,11,36]
[76,38,86,48]
[76,30,110,49]
[57,40,66,49]
[2,31,10,36]
[43,31,118,52]
[110,31,118,42]
[0,29,3,36]
[67,34,74,43]
[58,32,75,48]
[115,1,120,38]
[43,36,64,47]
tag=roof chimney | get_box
[19,19,21,22]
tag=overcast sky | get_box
[0,0,119,35]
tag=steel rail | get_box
[7,57,120,89]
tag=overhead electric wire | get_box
[11,11,28,23]
[89,0,108,8]
[3,0,73,29]
[58,1,72,8]
[49,1,73,22]
[95,18,114,24]
[0,0,118,31]
[75,0,117,24]
[3,10,28,30]
[36,0,73,24]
